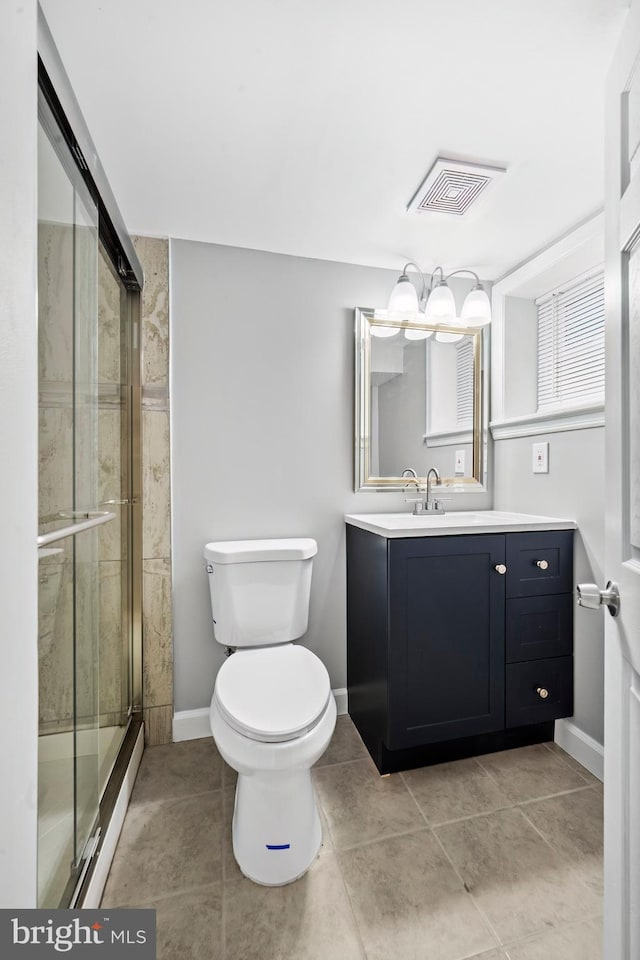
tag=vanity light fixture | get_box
[375,262,492,343]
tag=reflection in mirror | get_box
[355,309,487,491]
[371,334,474,478]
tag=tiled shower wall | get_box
[38,229,128,732]
[133,236,174,746]
[38,232,173,745]
[38,221,75,731]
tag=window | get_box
[536,269,605,412]
[456,338,474,427]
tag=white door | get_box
[602,3,640,956]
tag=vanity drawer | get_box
[506,594,573,663]
[505,656,573,728]
[506,531,573,598]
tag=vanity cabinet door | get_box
[387,535,506,749]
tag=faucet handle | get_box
[425,497,452,514]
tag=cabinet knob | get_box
[535,559,549,570]
[537,687,550,699]
[494,563,507,575]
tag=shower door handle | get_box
[100,499,139,506]
[37,511,116,547]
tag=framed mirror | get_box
[354,308,488,491]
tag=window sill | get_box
[490,403,605,440]
[423,428,473,448]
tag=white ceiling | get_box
[41,0,627,280]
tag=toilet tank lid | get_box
[204,538,317,564]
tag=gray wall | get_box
[494,427,605,744]
[503,296,538,418]
[0,0,39,907]
[170,240,491,711]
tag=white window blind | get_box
[456,338,474,427]
[536,270,605,412]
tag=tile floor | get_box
[102,717,603,960]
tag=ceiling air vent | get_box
[407,157,507,217]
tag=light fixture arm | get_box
[443,268,483,288]
[399,261,427,304]
[430,265,446,286]
[421,264,446,303]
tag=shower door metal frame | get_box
[37,27,144,908]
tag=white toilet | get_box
[204,537,337,886]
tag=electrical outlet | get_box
[532,442,549,474]
[454,450,466,475]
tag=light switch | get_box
[532,442,549,474]
[454,450,466,475]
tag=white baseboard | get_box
[332,688,348,715]
[172,707,211,742]
[173,688,349,743]
[82,725,145,908]
[554,718,604,782]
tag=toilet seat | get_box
[214,645,331,743]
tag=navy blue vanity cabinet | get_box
[346,524,574,774]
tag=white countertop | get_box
[344,510,576,538]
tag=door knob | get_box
[537,687,549,699]
[576,581,620,618]
[494,563,507,575]
[535,559,549,570]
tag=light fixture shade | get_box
[370,324,400,338]
[387,275,420,315]
[461,286,491,326]
[425,281,456,322]
[436,320,465,343]
[405,318,434,341]
[370,311,400,338]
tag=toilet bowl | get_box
[204,538,336,885]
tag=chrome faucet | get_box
[403,466,449,515]
[425,467,444,513]
[401,468,423,514]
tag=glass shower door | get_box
[37,96,120,908]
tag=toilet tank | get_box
[203,538,317,648]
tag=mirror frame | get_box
[354,307,489,492]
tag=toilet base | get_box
[232,768,322,886]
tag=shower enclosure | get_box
[37,66,142,908]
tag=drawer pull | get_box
[494,563,507,575]
[537,687,550,699]
[535,559,549,570]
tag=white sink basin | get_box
[382,512,487,524]
[344,510,576,538]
